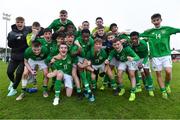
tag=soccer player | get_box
[130,31,154,96]
[92,17,109,34]
[7,16,31,96]
[105,39,140,101]
[16,40,49,100]
[86,38,117,94]
[65,31,83,100]
[100,32,115,90]
[92,25,107,47]
[48,10,76,33]
[74,29,95,102]
[77,21,90,37]
[141,13,180,99]
[109,23,121,37]
[46,31,66,91]
[47,43,73,105]
[26,21,44,46]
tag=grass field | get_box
[0,61,180,119]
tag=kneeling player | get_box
[16,40,49,100]
[48,43,73,105]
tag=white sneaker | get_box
[7,88,17,96]
[8,82,13,91]
[16,93,25,101]
[53,97,60,106]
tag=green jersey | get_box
[108,46,140,62]
[53,54,73,75]
[131,40,148,64]
[141,26,180,57]
[87,48,107,65]
[75,36,94,58]
[24,46,49,61]
[67,44,79,64]
[48,19,76,32]
[45,42,59,64]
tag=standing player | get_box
[48,10,76,33]
[74,29,95,102]
[105,39,140,101]
[92,17,109,34]
[86,38,117,94]
[7,17,31,96]
[141,13,180,99]
[130,31,154,96]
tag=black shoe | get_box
[50,85,54,92]
[77,92,83,100]
[113,88,119,96]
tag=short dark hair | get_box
[60,10,67,14]
[96,17,103,21]
[32,40,41,47]
[112,38,119,43]
[57,31,66,38]
[66,31,74,37]
[59,42,67,48]
[16,17,24,22]
[43,28,52,34]
[110,23,117,30]
[106,32,114,38]
[97,25,104,30]
[82,21,89,24]
[130,31,139,37]
[94,37,102,43]
[81,29,90,34]
[32,22,40,27]
[151,13,161,20]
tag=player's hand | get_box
[58,26,65,31]
[77,47,82,55]
[127,56,134,61]
[105,59,110,64]
[32,28,39,35]
[120,39,126,43]
[78,25,83,31]
[138,63,144,69]
[50,58,56,64]
[92,32,97,37]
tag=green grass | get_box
[0,61,180,119]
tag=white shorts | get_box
[110,57,119,67]
[118,61,137,71]
[28,59,47,70]
[136,58,150,69]
[151,55,172,71]
[92,63,105,73]
[63,73,73,89]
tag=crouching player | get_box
[105,39,140,101]
[16,40,49,100]
[47,43,73,105]
[86,38,117,95]
[130,31,154,96]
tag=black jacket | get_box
[7,24,31,61]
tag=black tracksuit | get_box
[7,24,31,89]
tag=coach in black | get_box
[7,16,31,96]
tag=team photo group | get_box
[6,9,180,106]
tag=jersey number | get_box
[155,34,161,39]
[64,65,67,69]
